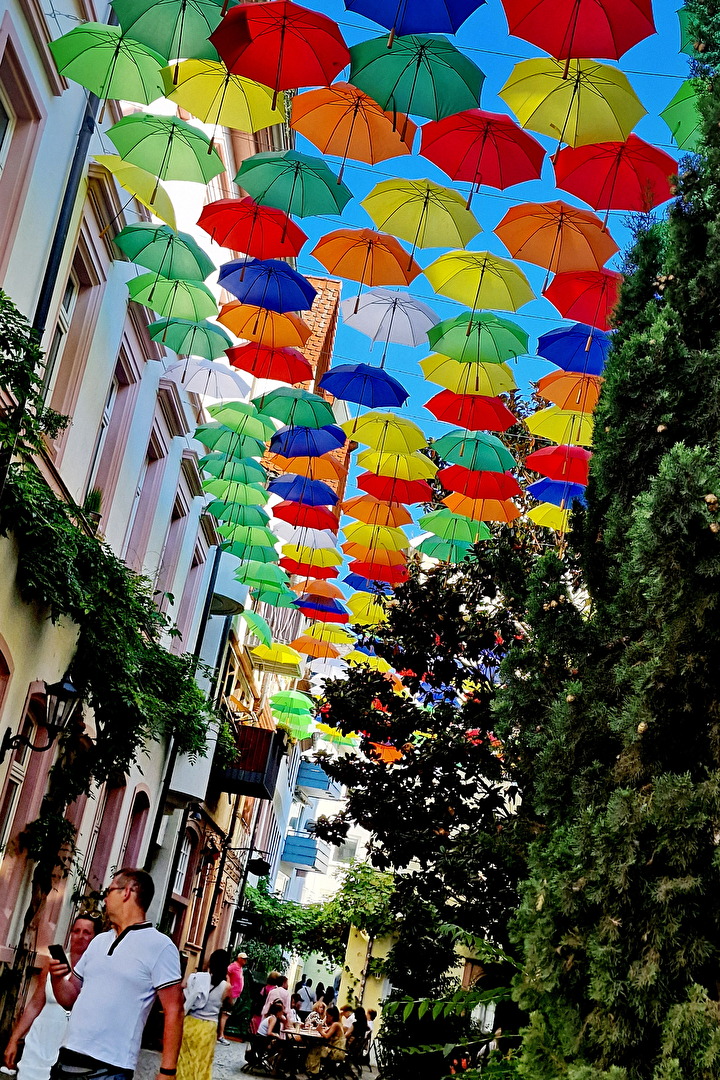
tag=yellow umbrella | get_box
[346,650,392,672]
[527,503,572,532]
[341,411,427,454]
[251,643,303,665]
[94,154,177,229]
[361,178,481,260]
[281,544,343,567]
[419,355,516,396]
[346,594,388,625]
[161,61,286,135]
[305,623,356,644]
[356,450,438,480]
[424,250,534,313]
[499,58,646,147]
[526,407,594,447]
[316,722,361,746]
[343,522,408,550]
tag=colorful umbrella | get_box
[127,274,217,320]
[271,690,316,708]
[266,454,346,481]
[343,574,393,594]
[525,444,591,484]
[253,587,298,607]
[536,370,602,411]
[431,429,516,471]
[427,311,528,364]
[148,317,232,358]
[204,478,270,504]
[311,229,420,298]
[235,150,353,218]
[115,223,215,281]
[274,502,340,532]
[339,288,439,357]
[291,636,341,659]
[224,542,278,563]
[235,562,290,587]
[500,0,655,60]
[527,478,587,508]
[499,58,646,147]
[349,33,485,122]
[443,493,521,522]
[361,178,481,258]
[202,455,268,483]
[161,60,285,134]
[253,388,336,428]
[418,508,491,543]
[537,322,611,374]
[267,473,339,505]
[304,623,355,644]
[437,466,521,500]
[49,23,166,102]
[346,593,387,625]
[251,642,303,666]
[291,580,345,598]
[660,80,701,151]
[197,197,308,260]
[227,343,313,384]
[526,407,594,446]
[341,412,426,453]
[553,135,677,215]
[347,560,410,584]
[94,155,176,229]
[419,355,516,396]
[425,390,517,431]
[356,473,433,503]
[214,523,278,548]
[345,0,485,36]
[424,251,534,313]
[543,269,623,330]
[495,200,619,276]
[218,259,317,313]
[111,0,225,63]
[343,543,407,564]
[280,558,339,579]
[356,450,438,480]
[270,425,346,458]
[527,503,572,531]
[107,114,225,183]
[207,504,270,529]
[417,536,474,562]
[207,401,275,439]
[217,303,312,348]
[318,363,409,407]
[342,495,413,527]
[274,522,339,548]
[343,522,408,550]
[165,359,250,398]
[194,421,265,456]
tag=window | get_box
[122,429,168,571]
[42,273,78,396]
[122,790,150,868]
[174,832,194,896]
[0,87,13,174]
[84,374,119,499]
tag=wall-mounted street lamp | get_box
[0,675,82,766]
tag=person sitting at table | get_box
[346,1007,369,1063]
[288,994,303,1027]
[255,1001,286,1072]
[304,1001,326,1029]
[304,1005,346,1076]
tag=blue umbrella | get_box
[527,479,587,508]
[343,574,393,593]
[268,473,339,506]
[318,363,409,407]
[270,425,347,458]
[344,0,485,36]
[294,595,349,615]
[536,323,611,376]
[218,258,317,313]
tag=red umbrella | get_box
[500,0,655,61]
[357,472,433,504]
[425,390,517,431]
[553,135,677,217]
[227,342,313,384]
[420,109,545,205]
[348,560,410,585]
[543,269,623,330]
[296,606,349,623]
[197,197,307,259]
[210,1,350,107]
[525,444,591,484]
[280,558,339,579]
[438,466,522,500]
[272,501,340,532]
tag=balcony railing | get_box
[215,726,286,800]
[296,760,342,800]
[281,831,331,873]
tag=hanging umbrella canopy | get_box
[340,288,439,349]
[527,503,572,531]
[499,58,646,147]
[127,274,217,320]
[343,574,393,594]
[266,453,346,482]
[537,370,603,412]
[198,198,307,260]
[500,0,655,59]
[281,558,340,579]
[417,535,474,562]
[425,390,517,431]
[526,444,591,484]
[427,311,528,364]
[443,493,521,522]
[271,690,315,709]
[94,154,177,228]
[292,579,345,598]
[537,322,611,374]
[194,421,265,457]
[296,604,349,625]
[420,108,545,193]
[211,504,270,527]
[316,722,359,745]
[291,636,342,659]
[344,522,408,550]
[267,473,339,505]
[272,521,339,548]
[419,355,516,396]
[306,624,356,644]
[343,543,407,564]
[235,149,353,218]
[357,472,433,503]
[543,269,623,330]
[342,495,413,527]
[251,642,304,665]
[527,478,587,508]
[319,363,409,408]
[161,60,285,133]
[49,23,166,102]
[218,259,318,313]
[282,544,343,567]
[235,561,291,587]
[115,223,215,281]
[207,401,275,439]
[424,251,534,313]
[227,343,313,384]
[223,542,279,562]
[148,317,231,359]
[341,412,426,454]
[165,358,250,398]
[214,523,278,548]
[239,610,273,646]
[419,508,491,543]
[253,388,336,429]
[107,114,225,183]
[347,560,410,584]
[270,425,346,459]
[495,200,619,274]
[553,135,677,214]
[349,33,485,122]
[346,594,388,625]
[201,455,267,483]
[253,586,298,607]
[437,466,521,500]
[312,228,421,290]
[204,478,270,504]
[273,502,340,532]
[218,303,312,348]
[345,0,485,36]
[526,406,594,446]
[357,449,438,481]
[362,178,481,257]
[431,429,517,471]
[660,80,701,151]
[346,648,393,671]
[111,0,225,61]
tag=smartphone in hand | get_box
[48,944,70,968]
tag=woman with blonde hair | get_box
[177,950,232,1080]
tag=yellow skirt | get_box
[177,1015,218,1080]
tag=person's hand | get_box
[48,959,70,981]
[4,1038,19,1069]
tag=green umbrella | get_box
[427,312,529,364]
[431,430,516,472]
[271,690,315,708]
[194,423,265,456]
[419,510,492,544]
[417,536,475,563]
[111,0,223,63]
[114,223,215,281]
[234,562,290,587]
[677,8,695,55]
[107,113,224,183]
[349,34,484,122]
[235,150,353,218]
[210,505,270,528]
[201,457,267,484]
[252,587,298,607]
[660,80,701,151]
[252,388,336,429]
[224,543,279,563]
[239,610,273,647]
[217,524,277,547]
[48,23,166,103]
[128,273,216,319]
[203,478,270,503]
[148,317,231,358]
[207,401,275,439]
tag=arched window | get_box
[122,790,151,868]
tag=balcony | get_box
[296,760,342,800]
[215,726,286,800]
[281,831,331,873]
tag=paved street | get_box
[136,1036,249,1080]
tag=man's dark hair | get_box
[73,913,103,935]
[305,978,312,987]
[115,867,155,910]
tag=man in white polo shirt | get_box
[49,868,183,1080]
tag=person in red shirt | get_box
[217,952,247,1045]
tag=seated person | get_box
[304,1005,346,1076]
[252,1001,286,1071]
[304,1001,326,1029]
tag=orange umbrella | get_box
[443,493,521,522]
[218,302,312,348]
[290,635,341,659]
[291,579,345,598]
[291,82,417,181]
[342,543,407,563]
[495,201,618,279]
[342,495,413,527]
[311,228,420,311]
[536,370,603,412]
[368,742,404,763]
[265,453,346,481]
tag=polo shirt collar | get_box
[108,921,152,955]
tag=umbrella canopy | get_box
[111,0,225,61]
[202,455,268,483]
[194,421,265,457]
[161,60,285,133]
[427,311,528,364]
[93,154,176,228]
[543,269,623,330]
[553,135,677,214]
[271,690,315,708]
[218,259,317,313]
[341,412,426,453]
[254,388,336,428]
[226,343,313,384]
[266,454,346,481]
[417,535,474,562]
[349,33,485,122]
[425,250,534,313]
[495,200,619,274]
[342,495,413,527]
[500,0,655,59]
[235,149,353,218]
[537,370,603,412]
[107,114,224,183]
[343,543,407,564]
[526,444,592,484]
[281,558,339,579]
[419,355,516,396]
[420,108,545,192]
[345,593,387,625]
[343,574,393,594]
[115,223,214,281]
[340,288,438,351]
[253,587,298,607]
[206,498,270,521]
[239,610,273,647]
[345,0,485,36]
[311,228,420,290]
[267,473,339,506]
[347,560,410,584]
[527,478,587,507]
[207,401,275,439]
[344,522,408,550]
[49,23,166,102]
[235,561,290,586]
[419,508,491,543]
[357,473,433,503]
[148,317,232,359]
[660,80,701,151]
[127,274,217,320]
[251,642,303,665]
[274,522,339,548]
[198,197,307,260]
[527,503,572,531]
[537,322,611,374]
[361,178,481,256]
[224,542,278,563]
[204,478,270,504]
[274,502,340,531]
[291,636,341,659]
[292,580,345,598]
[357,450,438,480]
[318,363,409,407]
[431,429,517,471]
[443,493,521,522]
[165,358,250,398]
[526,407,594,446]
[425,390,517,431]
[270,425,346,459]
[210,0,350,100]
[217,303,312,348]
[282,543,343,568]
[499,58,646,147]
[214,523,278,548]
[437,466,521,500]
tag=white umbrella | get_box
[339,287,440,364]
[270,521,341,549]
[165,358,251,400]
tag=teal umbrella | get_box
[127,273,216,319]
[200,457,267,484]
[224,543,279,563]
[207,401,275,439]
[235,150,353,218]
[252,587,298,607]
[431,430,516,472]
[252,388,336,428]
[417,536,475,562]
[148,317,232,358]
[111,0,224,64]
[234,562,290,588]
[239,610,273,647]
[48,23,166,103]
[427,312,529,364]
[114,223,215,280]
[107,113,224,183]
[194,422,265,457]
[210,505,270,528]
[205,495,269,519]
